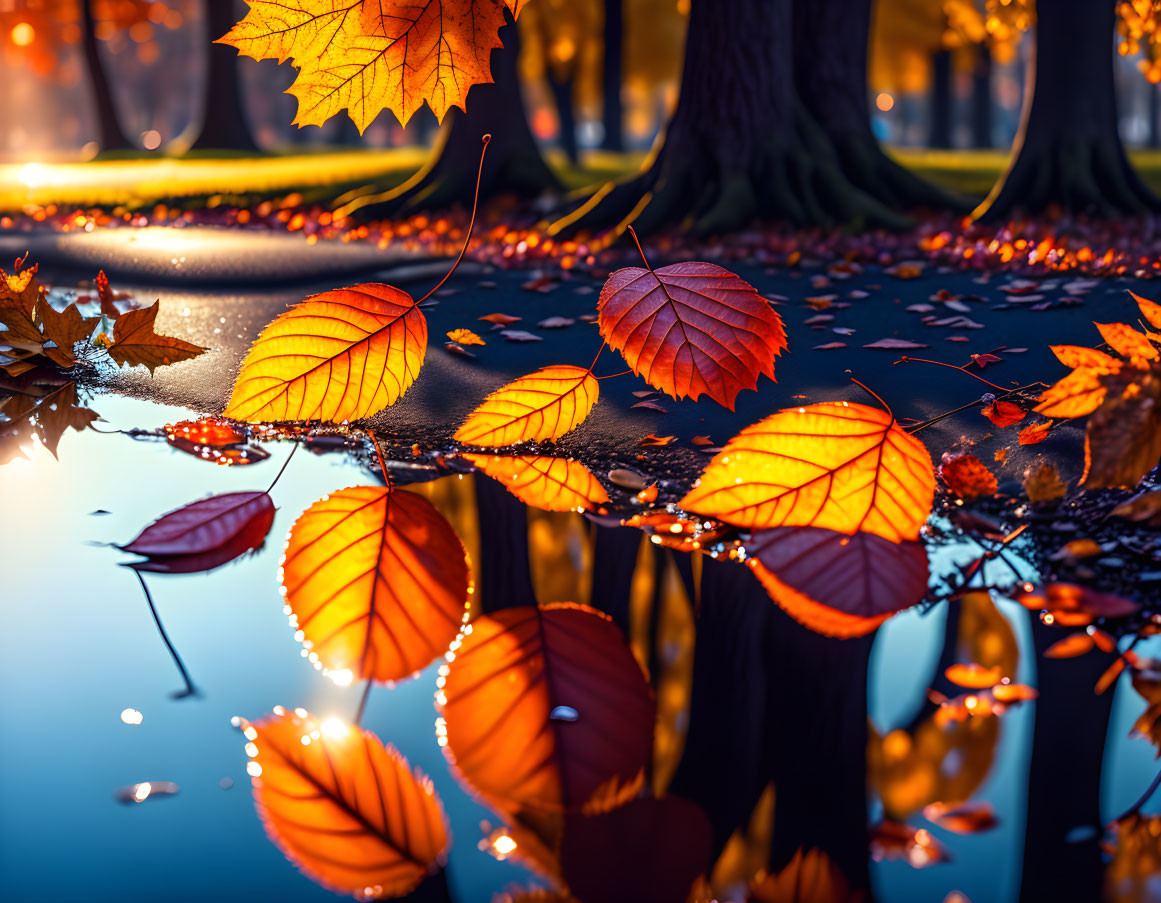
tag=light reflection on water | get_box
[0,393,1159,903]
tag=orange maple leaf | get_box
[219,0,524,131]
[106,300,207,373]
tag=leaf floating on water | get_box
[598,261,787,410]
[283,486,471,684]
[105,300,207,373]
[36,301,99,368]
[242,708,448,898]
[681,402,934,542]
[480,312,522,326]
[922,800,998,834]
[944,663,1004,689]
[225,284,426,424]
[745,527,929,638]
[440,603,654,814]
[454,365,598,447]
[863,338,929,350]
[980,400,1025,428]
[463,454,609,513]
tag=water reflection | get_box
[2,401,1161,903]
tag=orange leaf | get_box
[1095,321,1159,362]
[680,402,934,542]
[598,261,787,409]
[1035,345,1122,419]
[243,708,448,897]
[944,663,1003,689]
[638,434,675,446]
[745,528,929,637]
[1044,633,1096,658]
[454,365,598,447]
[36,302,99,368]
[440,603,654,814]
[980,399,1025,428]
[1131,290,1161,331]
[1096,657,1126,695]
[464,454,609,513]
[219,0,522,130]
[446,328,485,346]
[939,453,997,500]
[105,300,207,373]
[225,284,425,423]
[282,486,471,683]
[991,682,1039,703]
[922,800,998,834]
[751,848,866,902]
[0,257,44,346]
[1017,583,1139,625]
[1023,463,1066,502]
[1018,421,1052,445]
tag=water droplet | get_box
[550,705,579,722]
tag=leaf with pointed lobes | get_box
[680,402,934,543]
[751,847,870,901]
[219,0,523,131]
[105,301,207,373]
[241,707,448,898]
[464,454,609,513]
[0,256,45,346]
[283,486,471,684]
[1035,345,1123,419]
[938,452,997,500]
[3,382,99,458]
[440,603,654,815]
[36,301,99,368]
[225,284,426,423]
[744,527,929,638]
[454,365,598,447]
[120,491,276,573]
[598,261,787,409]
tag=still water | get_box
[1,393,1158,903]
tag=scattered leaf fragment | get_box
[447,328,485,346]
[1023,463,1066,502]
[939,453,997,500]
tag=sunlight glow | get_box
[876,92,895,112]
[120,708,143,725]
[18,163,49,189]
[10,23,35,47]
[321,717,348,740]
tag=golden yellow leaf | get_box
[282,486,471,683]
[679,402,935,542]
[454,365,598,447]
[219,0,523,131]
[242,707,448,898]
[106,300,207,373]
[225,284,426,423]
[464,454,609,513]
[1096,321,1159,362]
[447,328,485,346]
[1035,345,1123,418]
[1083,366,1161,489]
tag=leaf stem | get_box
[849,377,894,421]
[133,570,196,699]
[894,355,1011,391]
[626,224,655,274]
[369,433,392,487]
[595,369,634,380]
[266,440,299,493]
[414,134,491,307]
[587,340,606,372]
[353,680,372,727]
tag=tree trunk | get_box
[80,0,132,152]
[472,476,538,612]
[601,0,624,151]
[975,0,1160,220]
[971,45,993,148]
[348,13,559,220]
[548,71,579,164]
[929,49,953,148]
[193,0,259,151]
[1018,617,1117,902]
[1150,83,1160,148]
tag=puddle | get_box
[1,392,1160,902]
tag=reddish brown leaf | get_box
[440,603,654,814]
[36,302,99,368]
[106,300,207,373]
[980,400,1025,428]
[939,453,997,500]
[95,270,120,318]
[598,261,787,409]
[944,663,1004,689]
[120,491,275,560]
[1018,421,1052,445]
[922,801,998,834]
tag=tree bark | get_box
[348,13,559,220]
[971,44,993,148]
[1150,83,1160,149]
[193,0,259,151]
[975,0,1160,220]
[929,49,953,149]
[601,0,624,151]
[472,476,538,612]
[547,71,579,164]
[80,0,132,152]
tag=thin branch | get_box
[266,440,299,493]
[133,570,196,698]
[894,355,1012,391]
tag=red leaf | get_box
[1018,421,1052,445]
[981,400,1025,428]
[120,491,275,559]
[745,527,929,637]
[939,453,997,500]
[598,261,787,409]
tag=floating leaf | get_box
[282,486,470,683]
[243,708,448,898]
[1044,633,1096,659]
[36,302,99,368]
[922,800,998,834]
[598,261,787,410]
[105,300,207,373]
[680,402,934,543]
[939,453,997,500]
[464,454,609,513]
[440,603,654,814]
[219,0,523,130]
[225,285,425,423]
[745,527,929,637]
[944,663,1004,689]
[454,365,598,447]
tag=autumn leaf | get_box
[242,707,448,898]
[1083,363,1161,489]
[1018,421,1052,445]
[283,486,471,684]
[750,847,867,902]
[1131,290,1161,331]
[1017,583,1139,626]
[219,0,522,131]
[944,663,1004,689]
[106,300,207,373]
[1044,632,1097,659]
[1113,490,1161,526]
[1106,814,1161,902]
[680,402,934,543]
[1035,345,1123,418]
[638,434,675,446]
[0,256,45,347]
[95,270,120,318]
[440,603,654,814]
[1096,321,1159,363]
[745,527,929,638]
[225,285,425,423]
[464,454,609,513]
[921,800,998,834]
[454,365,598,447]
[938,452,997,500]
[447,328,485,346]
[1131,670,1161,753]
[980,399,1024,428]
[120,491,276,574]
[1023,463,1066,502]
[3,382,99,458]
[598,260,787,410]
[36,302,100,368]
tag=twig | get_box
[133,570,196,699]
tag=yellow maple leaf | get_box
[447,328,485,346]
[219,0,523,131]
